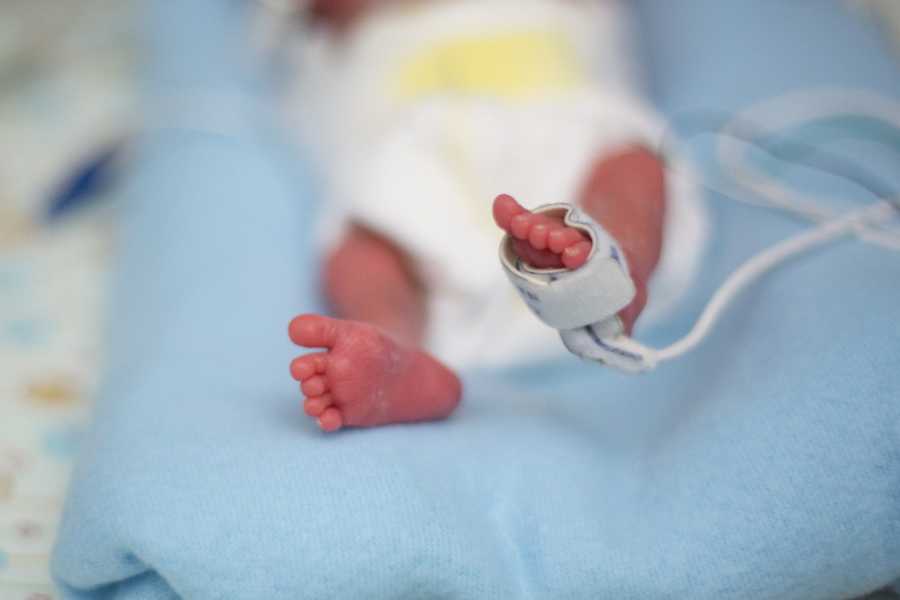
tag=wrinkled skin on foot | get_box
[289,315,461,432]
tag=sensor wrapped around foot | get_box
[499,203,655,373]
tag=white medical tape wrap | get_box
[499,203,657,372]
[559,320,658,374]
[499,203,634,330]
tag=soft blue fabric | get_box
[53,1,900,598]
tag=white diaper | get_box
[288,0,708,369]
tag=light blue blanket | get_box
[53,1,900,598]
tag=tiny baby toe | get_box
[318,407,344,432]
[510,214,533,240]
[289,314,339,349]
[492,194,527,230]
[290,357,310,381]
[548,228,586,254]
[290,353,327,381]
[528,221,550,250]
[301,375,329,398]
[562,240,593,270]
[304,394,333,417]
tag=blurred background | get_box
[0,1,897,597]
[1,1,134,597]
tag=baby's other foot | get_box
[288,315,461,432]
[492,194,592,270]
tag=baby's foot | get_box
[492,194,592,270]
[288,315,461,432]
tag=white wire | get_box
[647,201,897,363]
[621,91,900,368]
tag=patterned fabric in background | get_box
[0,0,133,597]
[0,213,112,599]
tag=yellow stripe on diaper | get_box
[393,30,584,100]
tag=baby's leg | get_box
[578,145,666,333]
[305,0,378,31]
[493,145,665,333]
[322,225,426,345]
[289,225,461,432]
